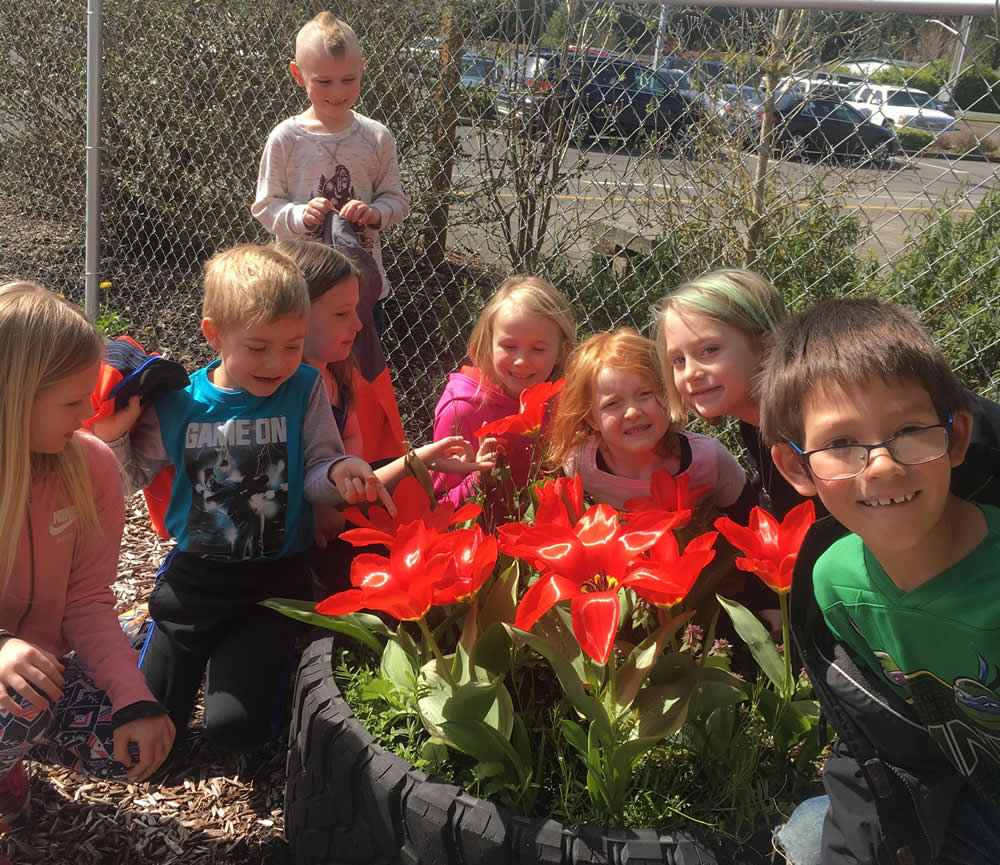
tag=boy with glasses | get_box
[760,298,1000,865]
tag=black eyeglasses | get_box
[789,416,952,481]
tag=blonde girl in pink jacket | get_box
[0,283,174,841]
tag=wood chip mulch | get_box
[3,496,291,865]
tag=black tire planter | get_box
[285,637,722,865]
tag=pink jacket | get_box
[431,367,536,512]
[4,433,154,713]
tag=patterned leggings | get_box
[0,654,128,781]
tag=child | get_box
[274,239,487,593]
[432,275,576,518]
[761,298,1000,865]
[94,245,389,748]
[656,268,807,519]
[0,282,174,835]
[252,12,408,333]
[548,328,752,516]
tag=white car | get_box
[847,84,955,135]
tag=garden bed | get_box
[285,637,736,865]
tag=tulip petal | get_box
[515,573,580,631]
[570,591,620,664]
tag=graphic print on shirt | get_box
[862,634,1000,802]
[313,165,373,256]
[183,417,290,559]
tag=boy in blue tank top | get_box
[96,244,391,749]
[761,298,1000,865]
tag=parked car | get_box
[656,68,709,111]
[495,50,693,140]
[711,83,764,132]
[460,53,505,90]
[760,92,900,163]
[847,83,956,135]
[777,76,855,100]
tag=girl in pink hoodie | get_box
[0,283,174,835]
[432,275,576,526]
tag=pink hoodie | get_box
[4,433,154,713]
[431,367,537,516]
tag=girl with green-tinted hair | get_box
[655,268,822,523]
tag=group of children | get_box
[0,9,995,865]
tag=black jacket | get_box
[788,389,1000,865]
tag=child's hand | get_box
[330,457,397,515]
[113,712,175,781]
[313,504,347,549]
[0,638,65,715]
[417,436,493,477]
[91,395,143,443]
[303,196,334,229]
[474,437,504,488]
[339,199,381,227]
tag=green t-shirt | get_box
[814,504,1000,807]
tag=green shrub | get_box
[953,66,1000,114]
[872,64,945,98]
[550,184,874,337]
[896,127,935,153]
[869,185,1000,396]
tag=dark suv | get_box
[495,49,694,139]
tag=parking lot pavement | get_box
[449,125,1000,266]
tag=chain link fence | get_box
[2,0,999,441]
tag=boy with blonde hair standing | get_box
[96,244,391,749]
[253,12,408,329]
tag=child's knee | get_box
[201,696,278,749]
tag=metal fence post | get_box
[84,0,103,321]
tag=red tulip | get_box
[622,469,712,528]
[622,531,718,609]
[432,525,498,605]
[713,501,816,594]
[341,475,481,547]
[474,379,564,440]
[317,521,454,620]
[504,503,674,664]
[534,474,585,529]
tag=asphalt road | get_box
[449,124,1000,267]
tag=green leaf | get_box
[704,705,737,759]
[616,610,692,711]
[404,447,437,501]
[420,738,449,764]
[452,638,474,686]
[359,677,397,702]
[440,719,530,786]
[612,735,662,781]
[416,661,452,739]
[442,678,515,740]
[260,600,388,654]
[380,635,419,691]
[717,595,787,693]
[559,718,588,757]
[632,676,696,740]
[477,560,519,631]
[507,626,611,739]
[472,761,508,782]
[471,621,513,676]
[757,690,813,752]
[533,606,593,689]
[686,666,750,718]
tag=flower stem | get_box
[700,606,720,669]
[779,591,792,700]
[418,617,457,689]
